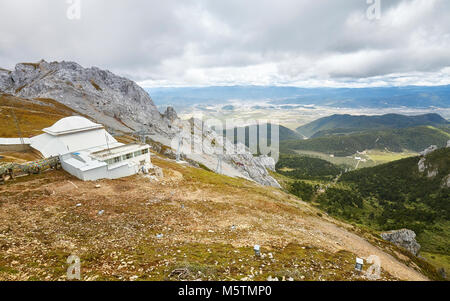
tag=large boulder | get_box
[381,229,421,256]
[418,157,427,173]
[164,106,178,123]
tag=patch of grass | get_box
[421,252,450,279]
[152,156,248,191]
[197,163,213,172]
[132,241,389,281]
[90,80,102,91]
[0,94,81,138]
[0,265,19,275]
[366,150,417,164]
[21,62,40,69]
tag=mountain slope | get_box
[296,113,449,138]
[336,148,450,256]
[0,150,435,281]
[277,146,449,277]
[0,93,81,138]
[281,126,450,156]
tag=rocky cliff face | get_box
[0,68,13,89]
[381,229,421,256]
[0,60,280,187]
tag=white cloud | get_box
[0,0,449,87]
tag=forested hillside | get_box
[296,113,448,138]
[276,154,343,181]
[337,148,449,253]
[281,126,450,156]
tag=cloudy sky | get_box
[1,0,450,87]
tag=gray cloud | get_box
[0,0,449,87]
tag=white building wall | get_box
[31,129,119,158]
[105,163,139,180]
[60,150,150,181]
[127,153,151,165]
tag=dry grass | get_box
[0,94,85,138]
[0,151,40,163]
[90,80,102,91]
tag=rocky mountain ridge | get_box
[0,60,170,134]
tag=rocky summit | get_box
[0,60,279,187]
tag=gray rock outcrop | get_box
[447,140,450,148]
[0,68,12,89]
[418,157,427,173]
[420,145,438,157]
[427,168,439,178]
[418,156,439,178]
[163,106,178,123]
[442,174,450,188]
[381,229,421,256]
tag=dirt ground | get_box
[0,155,429,281]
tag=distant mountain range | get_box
[148,85,450,109]
[296,113,449,138]
[220,114,450,156]
[282,126,450,156]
